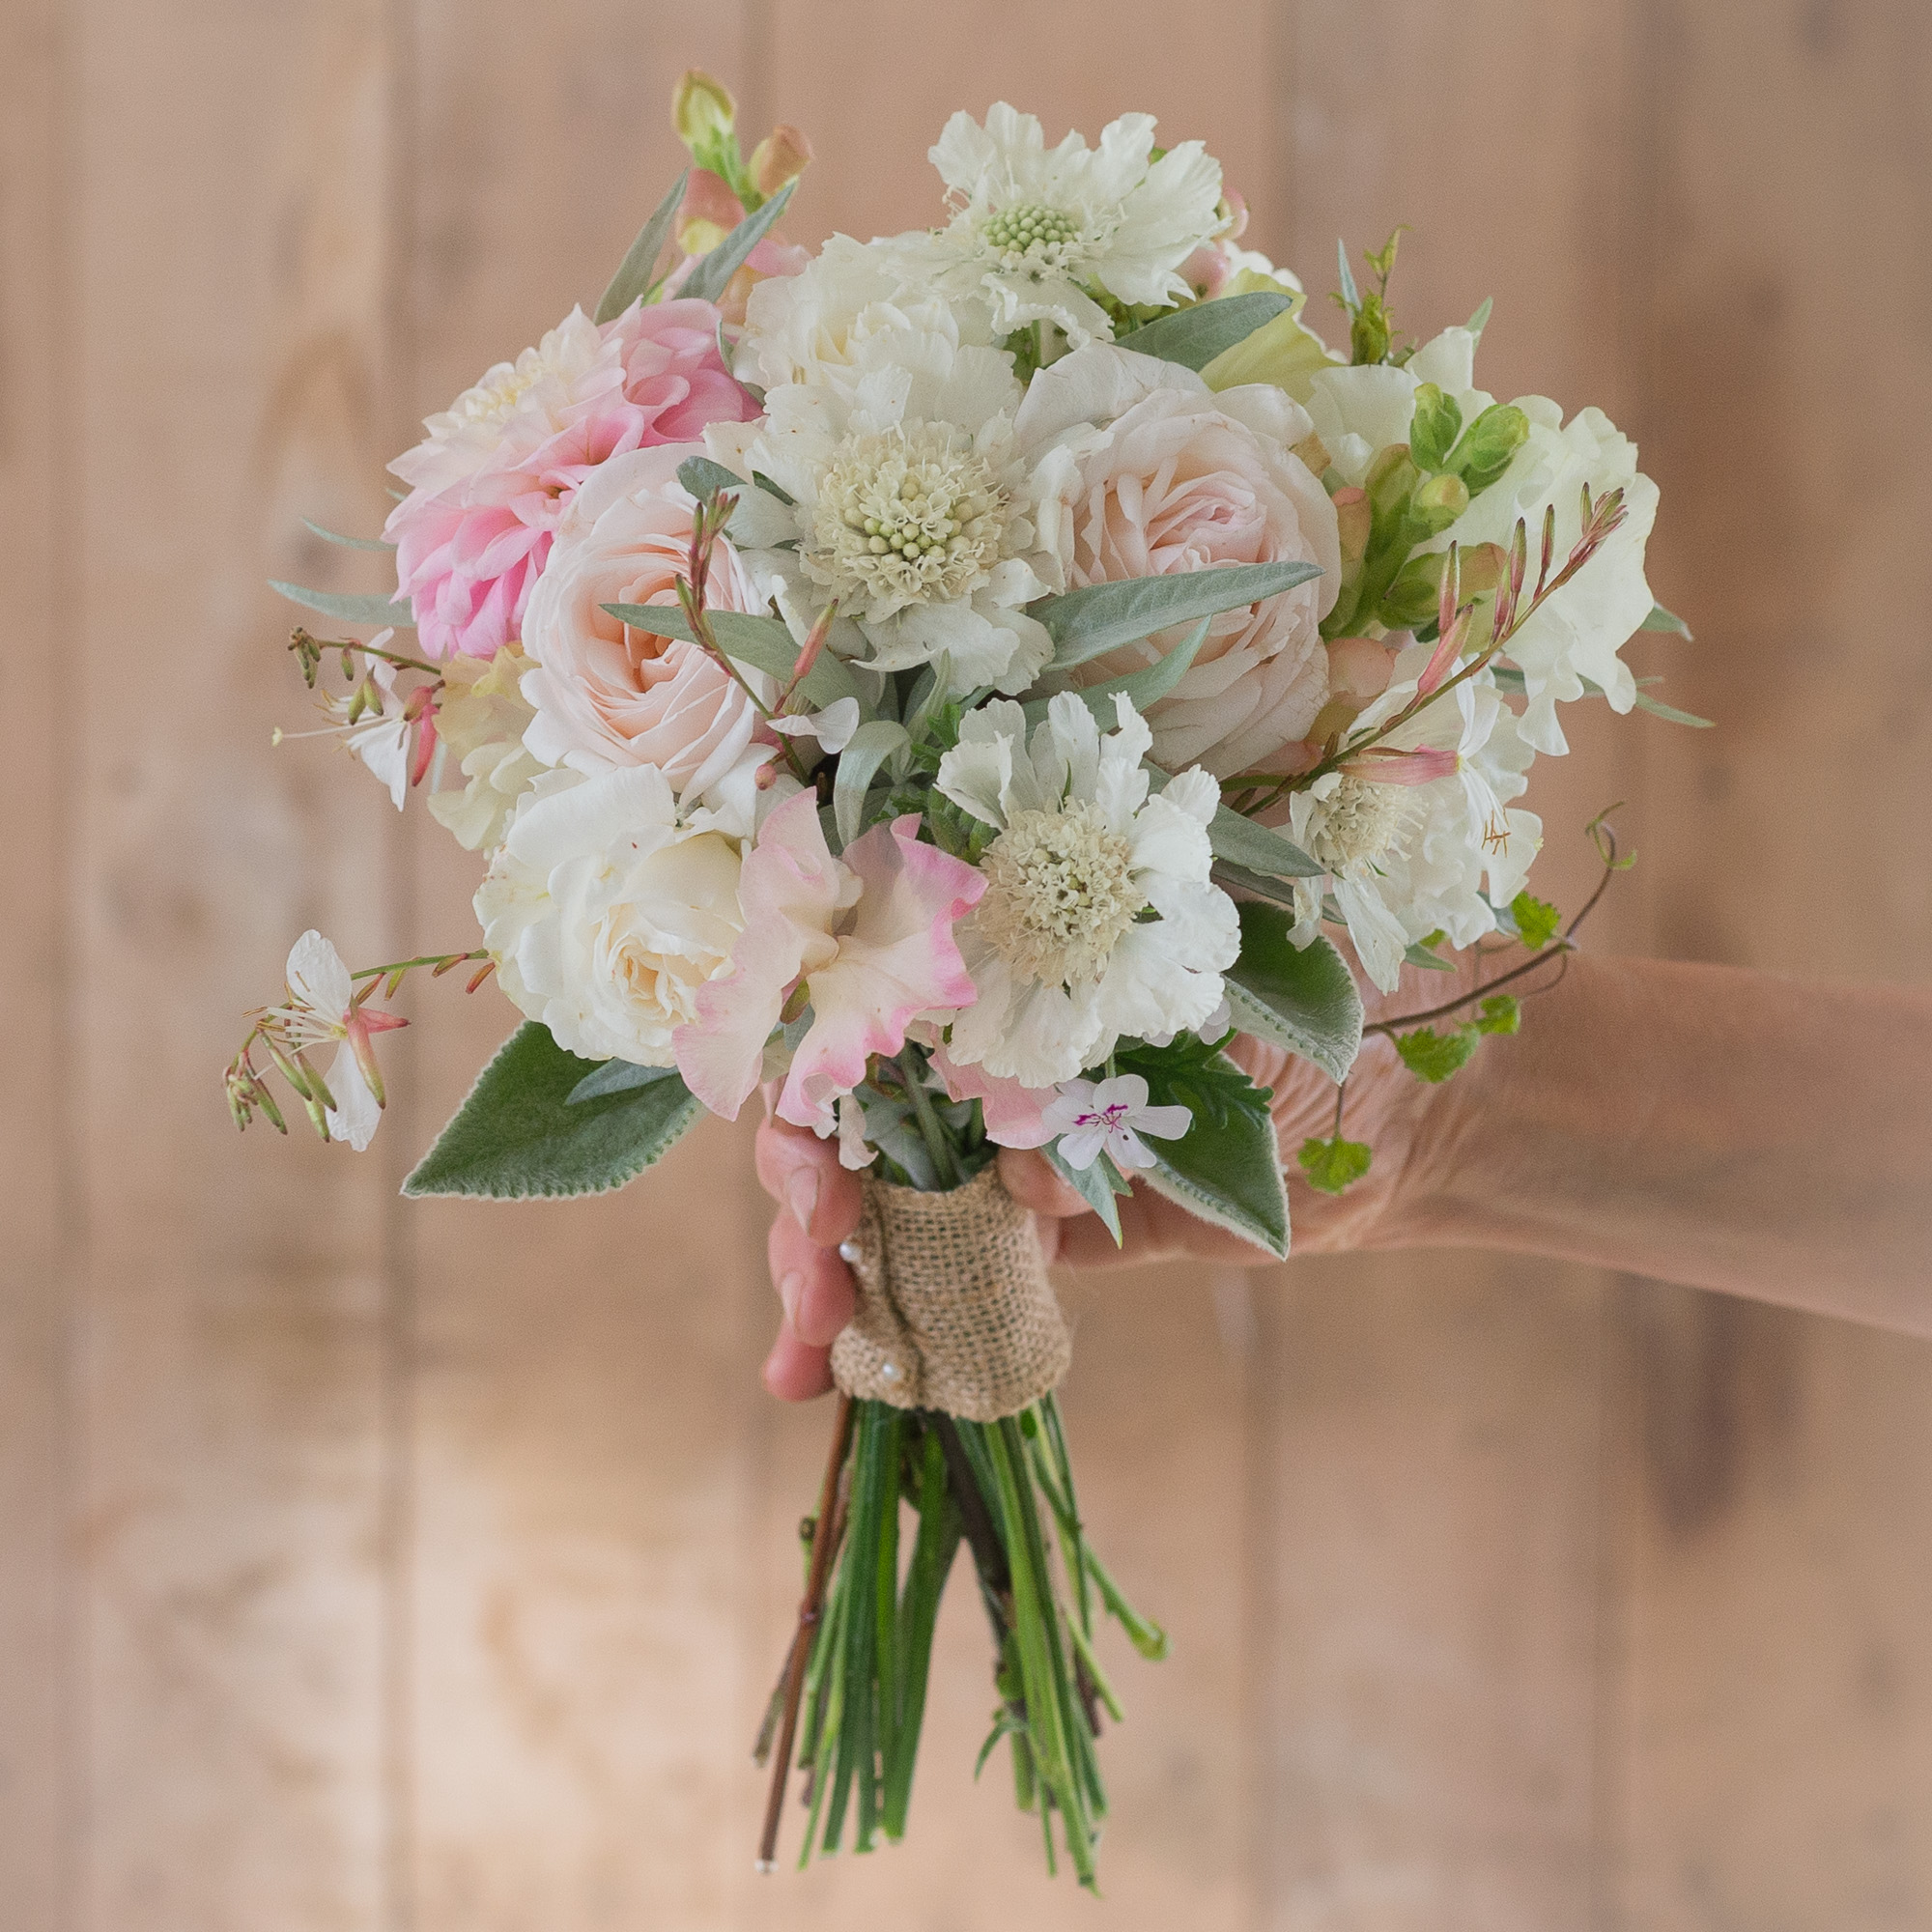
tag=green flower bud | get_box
[1446,402,1530,494]
[1408,382,1463,472]
[672,69,736,149]
[1410,470,1471,536]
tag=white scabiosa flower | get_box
[925,104,1224,346]
[937,693,1238,1086]
[707,305,1058,693]
[1287,655,1541,991]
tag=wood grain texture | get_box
[0,2,74,1925]
[71,4,404,1926]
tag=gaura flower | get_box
[1041,1073,1191,1172]
[475,766,751,1066]
[707,303,1057,692]
[925,104,1224,346]
[674,790,985,1134]
[1286,652,1540,991]
[1017,344,1341,779]
[426,644,544,854]
[385,300,757,661]
[518,445,773,804]
[275,930,407,1151]
[937,693,1238,1088]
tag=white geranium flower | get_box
[938,693,1238,1086]
[475,767,749,1066]
[1429,401,1659,753]
[1041,1072,1191,1171]
[1286,654,1541,991]
[925,104,1224,346]
[707,306,1056,693]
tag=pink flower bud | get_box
[750,125,813,197]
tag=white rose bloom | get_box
[734,231,992,392]
[1304,326,1492,488]
[475,766,748,1066]
[427,645,544,854]
[706,307,1056,693]
[1287,655,1541,992]
[1430,401,1659,754]
[937,693,1238,1086]
[924,104,1224,347]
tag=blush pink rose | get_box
[384,299,758,661]
[518,445,770,803]
[1025,349,1342,779]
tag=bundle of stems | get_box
[755,1394,1165,1887]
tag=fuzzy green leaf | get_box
[1296,1134,1373,1195]
[1031,616,1211,729]
[1404,934,1457,972]
[676,455,747,502]
[600,600,857,707]
[1115,1041,1288,1258]
[1037,559,1325,670]
[1113,291,1294,370]
[1207,806,1325,879]
[1639,601,1693,639]
[1393,1025,1479,1084]
[403,1023,700,1199]
[1509,891,1562,951]
[1224,904,1363,1081]
[1043,1142,1127,1245]
[566,1058,684,1104]
[1633,687,1715,728]
[301,518,395,553]
[594,167,690,323]
[678,179,795,305]
[270,581,415,628]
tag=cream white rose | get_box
[475,767,746,1065]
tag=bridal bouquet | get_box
[227,74,1691,1887]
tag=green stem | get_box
[899,1048,963,1189]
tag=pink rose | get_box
[518,445,770,803]
[384,300,757,660]
[1026,350,1341,779]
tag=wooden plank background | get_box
[2,1,1926,1926]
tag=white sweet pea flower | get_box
[1041,1073,1191,1172]
[925,104,1224,346]
[706,305,1057,693]
[1303,327,1492,488]
[937,693,1238,1087]
[1286,653,1541,991]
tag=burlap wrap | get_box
[829,1164,1071,1422]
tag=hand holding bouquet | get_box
[227,73,1690,1886]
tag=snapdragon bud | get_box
[1411,471,1470,535]
[672,70,736,150]
[750,124,812,197]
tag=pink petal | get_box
[930,1042,1055,1149]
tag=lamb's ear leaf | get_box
[1207,806,1324,879]
[1114,291,1295,371]
[600,601,858,707]
[1125,1048,1289,1259]
[1224,907,1363,1082]
[675,455,748,502]
[1027,617,1211,727]
[566,1059,684,1104]
[595,167,690,323]
[270,582,415,628]
[301,518,396,553]
[1035,559,1323,669]
[679,180,796,305]
[1043,1143,1127,1245]
[403,1023,700,1200]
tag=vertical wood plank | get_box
[0,2,74,1926]
[400,10,776,1926]
[1605,4,1932,1923]
[1257,5,1641,1924]
[73,3,404,1924]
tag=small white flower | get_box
[1041,1073,1191,1172]
[925,104,1224,346]
[767,696,861,755]
[280,930,386,1151]
[938,693,1238,1087]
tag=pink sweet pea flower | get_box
[384,299,758,661]
[928,1040,1055,1149]
[674,793,984,1133]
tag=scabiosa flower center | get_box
[810,422,1008,610]
[1307,774,1410,871]
[977,802,1146,986]
[979,202,1084,269]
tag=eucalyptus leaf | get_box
[1224,909,1363,1082]
[1639,602,1693,639]
[600,600,858,706]
[1336,237,1361,311]
[594,168,690,323]
[833,720,910,847]
[1030,616,1211,727]
[679,180,795,305]
[270,581,415,628]
[566,1058,684,1104]
[301,518,396,553]
[1210,861,1301,908]
[1037,559,1324,670]
[404,1022,701,1199]
[1113,291,1294,371]
[1465,296,1493,339]
[1632,687,1714,728]
[676,455,748,502]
